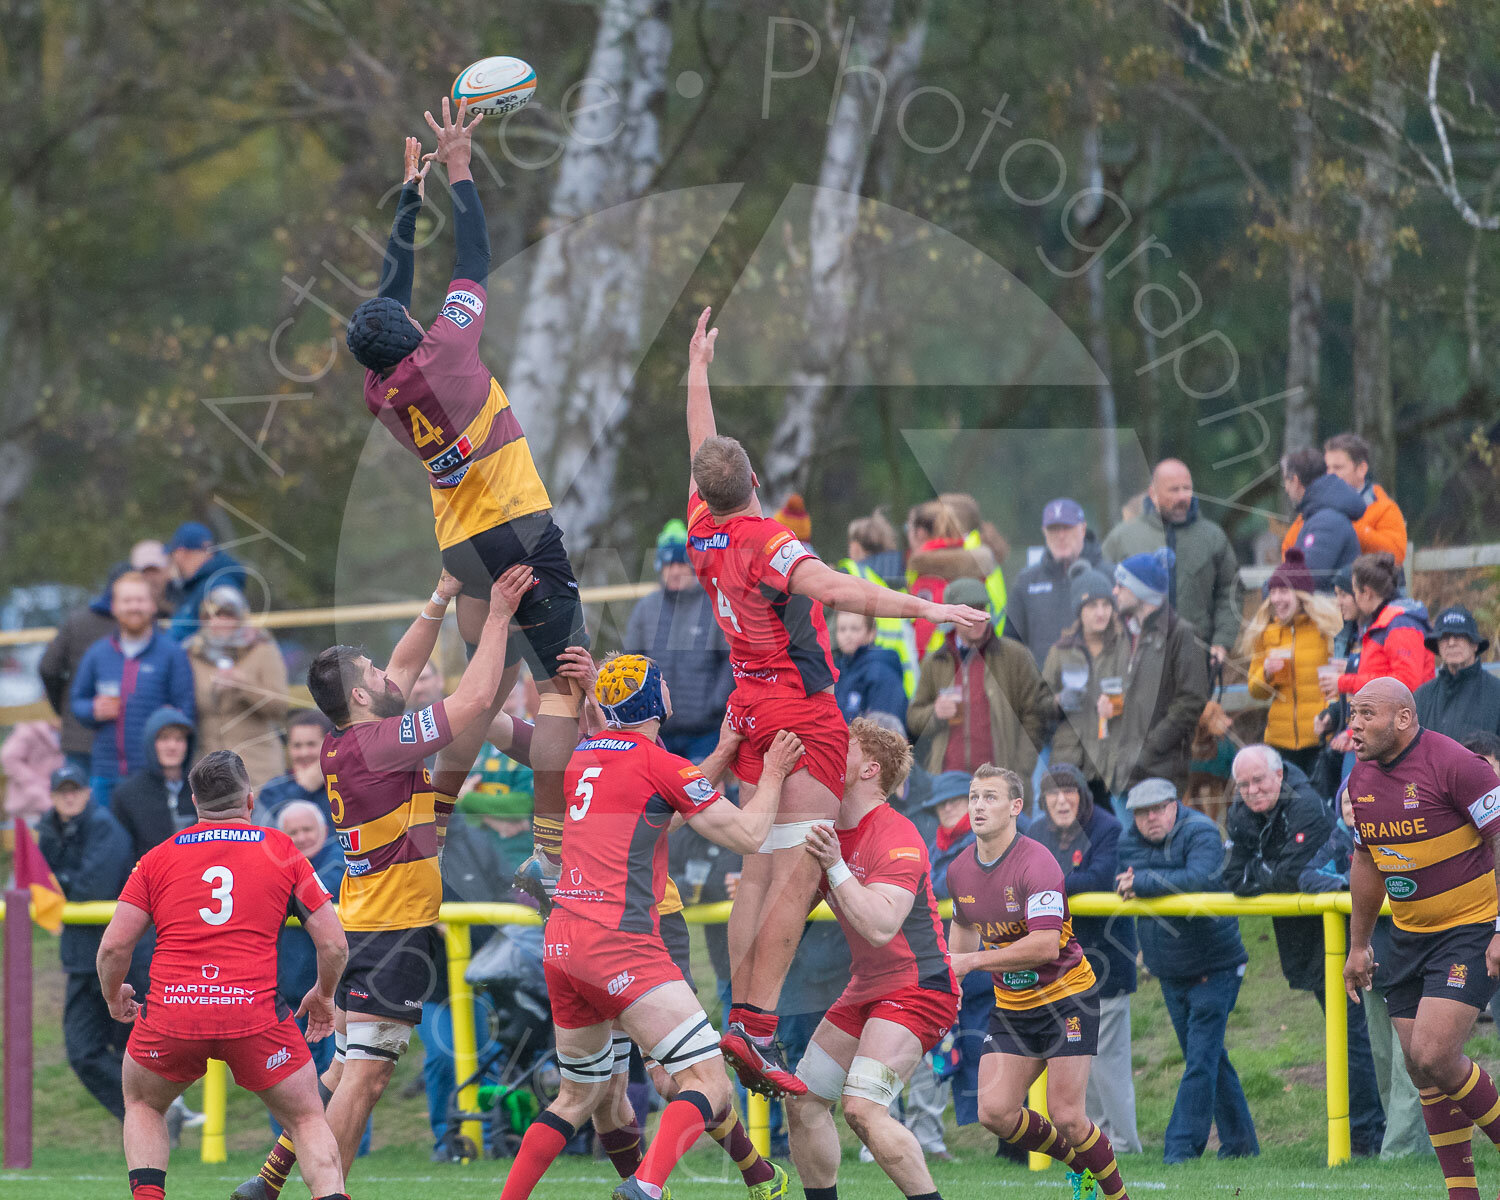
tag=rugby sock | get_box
[532,815,563,863]
[1420,1086,1479,1200]
[635,1091,714,1192]
[1450,1060,1500,1145]
[128,1167,166,1200]
[499,1111,574,1200]
[256,1133,298,1197]
[1001,1108,1077,1166]
[804,1188,837,1200]
[1069,1123,1128,1200]
[905,1193,941,1200]
[434,791,457,855]
[709,1107,775,1187]
[598,1121,644,1179]
[730,1004,778,1042]
[312,1195,351,1200]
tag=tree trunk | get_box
[1076,118,1120,522]
[760,0,928,504]
[504,0,672,550]
[1350,77,1402,479]
[1283,90,1321,456]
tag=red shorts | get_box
[127,1015,311,1093]
[726,689,848,809]
[824,983,960,1054]
[543,910,687,1029]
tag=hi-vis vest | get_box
[839,558,919,697]
[900,530,1009,659]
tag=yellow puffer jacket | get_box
[1246,612,1331,752]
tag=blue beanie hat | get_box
[1115,549,1175,606]
[346,297,424,371]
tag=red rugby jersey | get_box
[118,822,331,1038]
[824,803,956,1004]
[947,833,1095,1011]
[553,730,721,934]
[685,492,836,700]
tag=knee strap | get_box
[760,820,823,853]
[538,681,581,719]
[794,1041,848,1103]
[844,1055,904,1106]
[611,1033,633,1077]
[344,1020,412,1063]
[333,1030,347,1064]
[557,1039,614,1086]
[648,1012,720,1076]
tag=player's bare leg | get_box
[594,1050,647,1183]
[323,1018,410,1175]
[786,1018,932,1197]
[258,1063,347,1199]
[723,769,837,1096]
[122,1053,191,1197]
[500,1022,612,1200]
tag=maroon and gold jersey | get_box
[1348,729,1500,933]
[948,833,1095,1011]
[824,804,956,1005]
[322,704,455,932]
[554,730,721,934]
[686,492,836,701]
[364,279,550,550]
[119,822,331,1039]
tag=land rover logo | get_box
[1385,876,1418,900]
[1001,970,1040,989]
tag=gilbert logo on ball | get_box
[451,56,537,116]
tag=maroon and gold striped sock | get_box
[598,1123,644,1180]
[1001,1109,1077,1168]
[710,1107,775,1187]
[1450,1060,1500,1146]
[1069,1122,1129,1200]
[1420,1086,1479,1200]
[256,1133,297,1198]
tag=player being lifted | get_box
[96,750,350,1200]
[952,766,1131,1200]
[343,97,584,904]
[684,307,989,1095]
[786,719,960,1200]
[235,566,532,1200]
[498,654,803,1200]
[1343,679,1500,1200]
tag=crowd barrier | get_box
[1,891,1372,1170]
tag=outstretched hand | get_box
[934,603,993,642]
[424,97,484,177]
[689,307,718,369]
[403,135,433,199]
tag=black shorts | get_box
[659,910,696,993]
[443,512,588,678]
[982,991,1099,1060]
[1383,921,1498,1021]
[338,926,441,1024]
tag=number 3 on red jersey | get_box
[570,767,602,822]
[199,866,234,926]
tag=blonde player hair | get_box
[849,717,914,797]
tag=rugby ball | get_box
[451,57,537,117]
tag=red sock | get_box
[730,1006,778,1041]
[636,1092,713,1191]
[598,1122,644,1180]
[710,1107,775,1187]
[1002,1109,1076,1167]
[128,1168,166,1200]
[1450,1061,1500,1146]
[1070,1123,1129,1200]
[500,1111,574,1200]
[1422,1086,1480,1200]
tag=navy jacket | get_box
[1288,474,1365,589]
[111,707,198,864]
[1118,803,1246,980]
[1029,804,1138,998]
[623,584,733,738]
[276,838,346,1006]
[167,550,247,642]
[1415,662,1500,743]
[253,773,336,832]
[69,630,195,783]
[1004,532,1109,666]
[926,824,976,903]
[834,643,908,724]
[37,801,134,973]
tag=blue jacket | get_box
[623,583,733,738]
[926,824,976,902]
[253,773,336,832]
[1118,802,1246,980]
[276,838,346,1006]
[37,801,134,973]
[1029,803,1138,998]
[834,643,908,724]
[69,630,195,783]
[1289,474,1365,589]
[168,550,247,642]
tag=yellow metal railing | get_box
[7,893,1365,1168]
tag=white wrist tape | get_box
[430,590,448,607]
[827,860,853,889]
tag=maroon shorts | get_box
[726,689,848,809]
[824,983,960,1053]
[543,911,688,1030]
[127,1015,311,1093]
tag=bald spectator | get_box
[1102,459,1241,664]
[1279,449,1364,588]
[1005,497,1111,667]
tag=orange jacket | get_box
[1246,613,1330,752]
[1281,482,1407,565]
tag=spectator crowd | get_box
[9,427,1500,1165]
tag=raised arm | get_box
[385,570,465,698]
[424,98,490,284]
[377,138,431,305]
[788,557,990,635]
[687,307,719,464]
[444,565,538,734]
[687,731,802,853]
